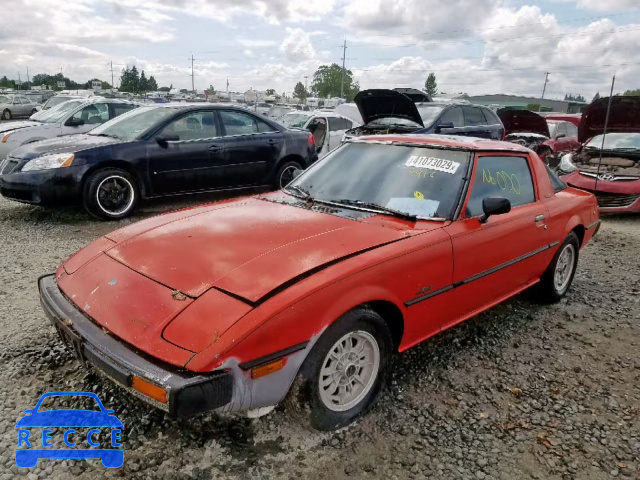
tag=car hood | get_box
[497,109,550,137]
[103,197,410,303]
[9,134,120,160]
[578,96,640,143]
[0,120,40,135]
[354,89,424,127]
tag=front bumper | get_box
[0,165,88,205]
[38,274,233,416]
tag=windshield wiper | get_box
[284,184,312,200]
[328,199,417,221]
[89,133,117,138]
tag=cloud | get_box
[280,28,317,63]
[236,38,278,48]
[570,0,639,11]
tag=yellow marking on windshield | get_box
[414,191,425,201]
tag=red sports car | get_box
[39,135,600,430]
[559,96,640,213]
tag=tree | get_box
[265,88,276,96]
[310,63,359,101]
[293,82,307,102]
[592,92,600,102]
[180,89,189,94]
[147,76,158,92]
[139,70,148,92]
[205,84,216,95]
[119,65,140,93]
[623,89,640,96]
[158,84,172,92]
[424,73,438,96]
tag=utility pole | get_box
[188,54,195,93]
[340,39,347,99]
[304,75,308,91]
[226,78,229,98]
[541,72,550,99]
[110,61,115,90]
[17,72,21,90]
[26,66,30,86]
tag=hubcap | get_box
[554,244,575,293]
[96,175,135,216]
[318,331,380,412]
[279,166,297,189]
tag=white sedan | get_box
[279,111,361,158]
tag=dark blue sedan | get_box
[0,104,317,219]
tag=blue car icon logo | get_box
[16,391,124,468]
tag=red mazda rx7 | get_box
[39,134,600,430]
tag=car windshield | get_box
[44,96,77,109]
[37,100,84,123]
[280,113,311,128]
[417,104,445,126]
[585,132,640,150]
[287,142,470,220]
[88,106,176,141]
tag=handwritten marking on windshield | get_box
[408,168,435,179]
[406,156,460,174]
[414,191,425,201]
[482,169,522,195]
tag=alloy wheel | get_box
[318,331,380,412]
[96,175,135,217]
[554,243,575,293]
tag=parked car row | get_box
[0,94,39,120]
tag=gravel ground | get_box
[0,194,638,480]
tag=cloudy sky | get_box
[1,0,639,99]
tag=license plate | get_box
[55,323,86,366]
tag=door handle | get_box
[535,214,545,222]
[208,145,223,152]
[266,139,279,146]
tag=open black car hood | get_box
[578,96,640,143]
[497,108,550,137]
[354,89,424,127]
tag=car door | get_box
[462,106,492,138]
[12,97,27,116]
[219,110,283,187]
[327,117,347,153]
[147,110,226,194]
[434,106,465,135]
[308,117,328,156]
[443,153,551,329]
[20,97,33,116]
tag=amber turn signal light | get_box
[251,358,284,380]
[132,375,167,403]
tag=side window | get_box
[71,103,110,124]
[483,109,500,125]
[344,119,353,129]
[158,111,218,141]
[12,97,20,104]
[465,156,536,217]
[329,117,346,131]
[220,111,259,136]
[556,123,567,137]
[545,164,567,193]
[565,122,578,138]
[256,117,277,133]
[112,104,136,118]
[463,106,488,126]
[21,97,31,105]
[438,107,464,128]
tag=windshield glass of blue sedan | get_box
[89,107,177,141]
[291,143,470,219]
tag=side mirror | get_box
[291,168,303,180]
[435,122,454,133]
[156,134,179,148]
[555,133,566,139]
[66,118,85,127]
[479,197,511,224]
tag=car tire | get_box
[2,109,11,120]
[535,232,580,303]
[287,306,392,431]
[274,160,303,190]
[83,168,139,220]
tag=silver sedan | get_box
[0,94,39,120]
[0,98,138,160]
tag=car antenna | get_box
[594,74,615,194]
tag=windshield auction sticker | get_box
[405,155,460,174]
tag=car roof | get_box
[351,134,532,153]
